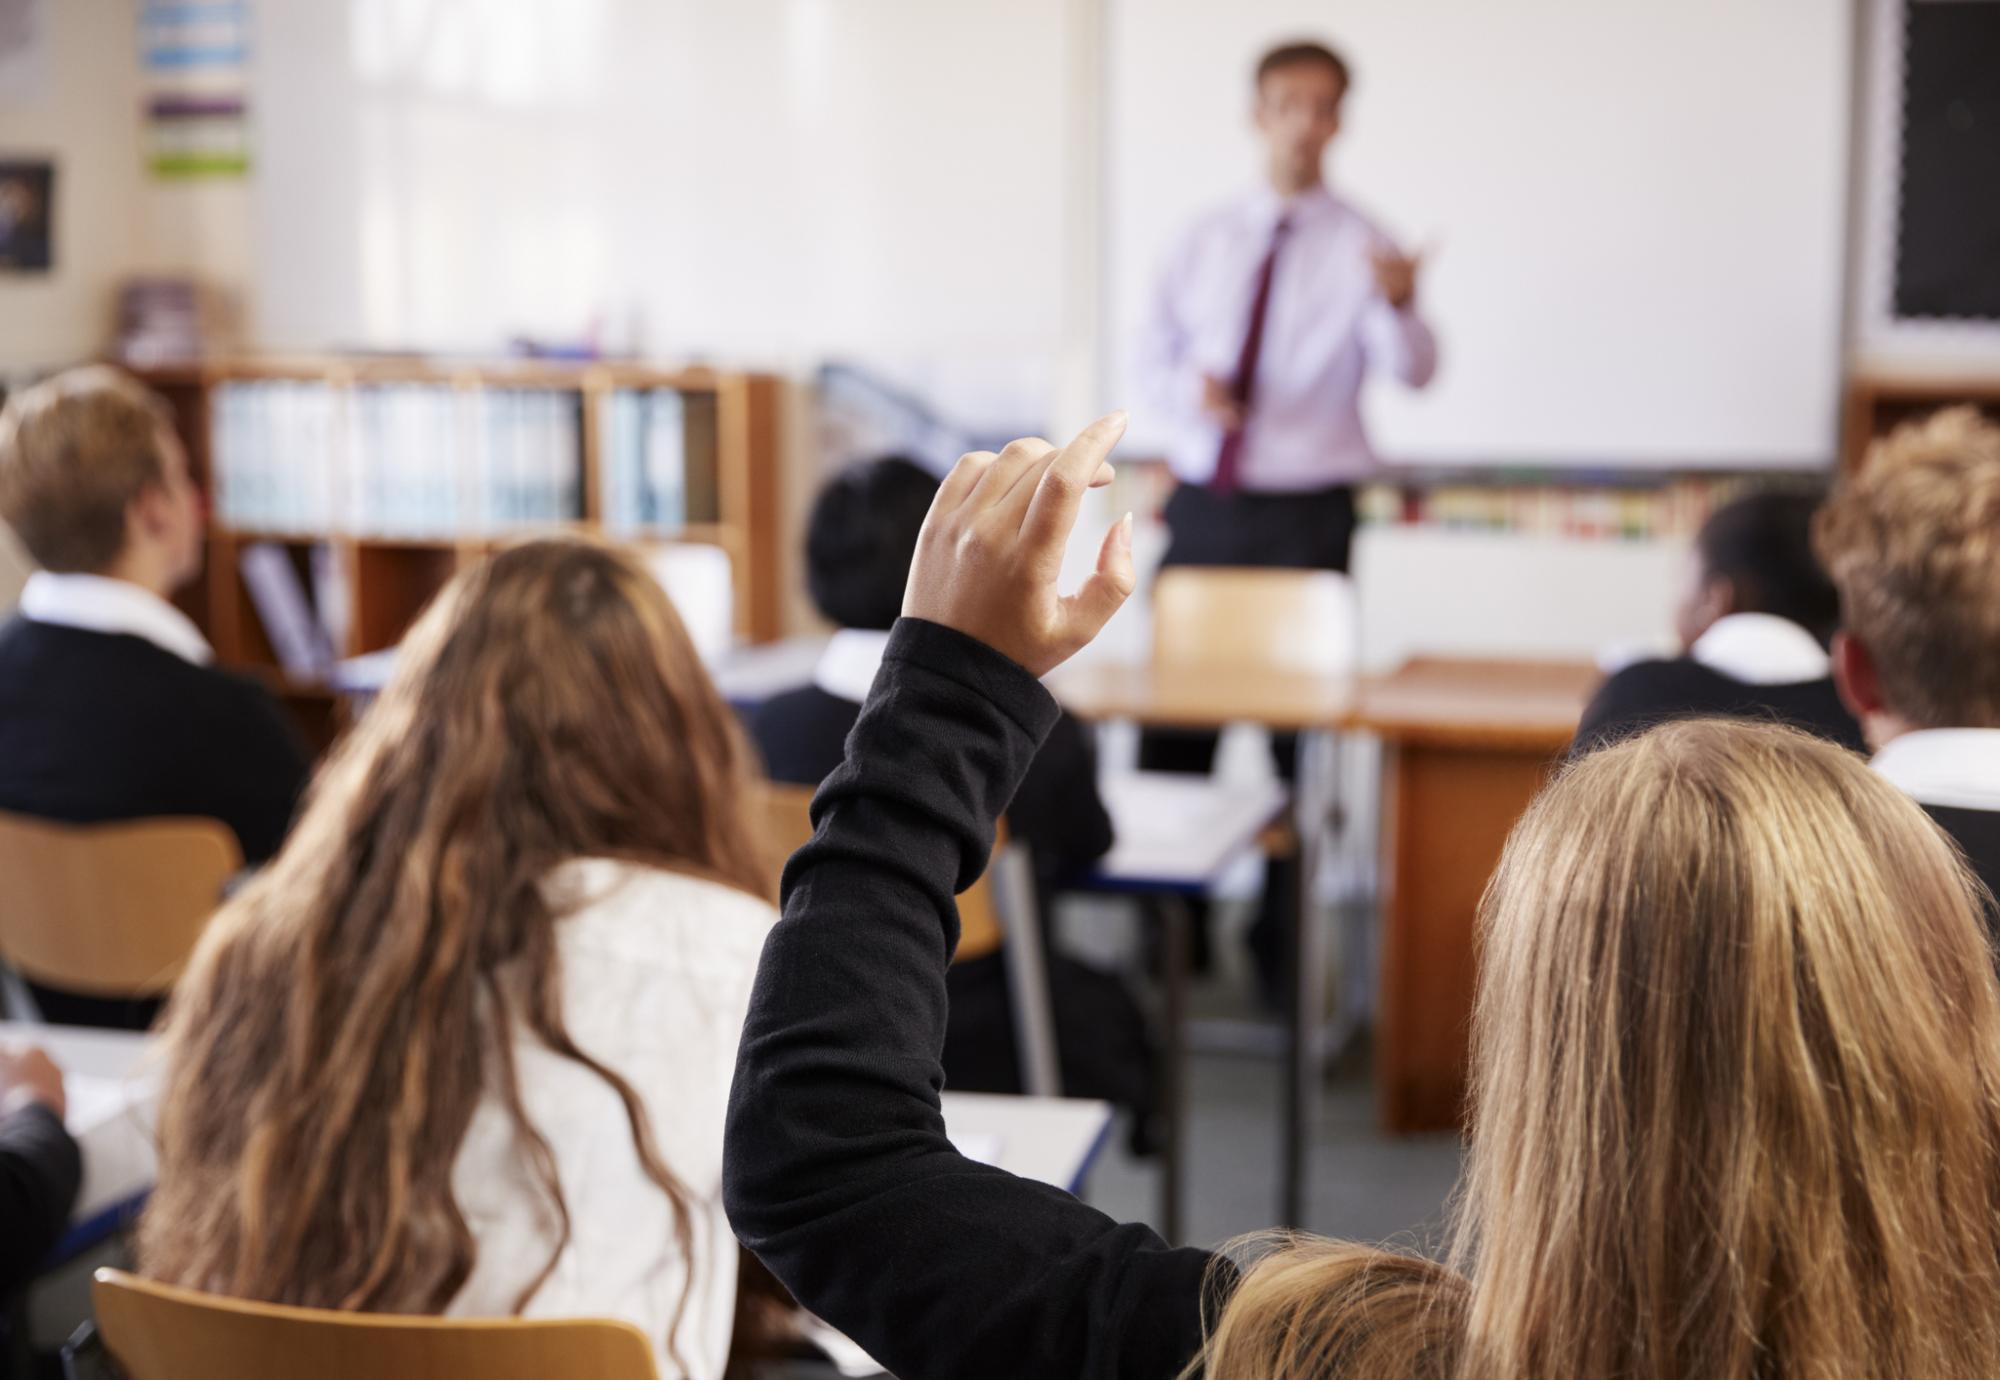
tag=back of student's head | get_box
[0,365,176,573]
[1691,489,1840,643]
[142,537,765,1365]
[806,456,939,631]
[1815,407,2000,729]
[1203,719,2000,1380]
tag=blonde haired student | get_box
[1817,405,2000,907]
[724,417,2000,1379]
[141,538,776,1379]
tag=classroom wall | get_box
[250,0,1101,428]
[0,0,145,371]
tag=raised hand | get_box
[902,413,1136,678]
[1370,247,1423,310]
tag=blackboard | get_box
[1894,0,2000,321]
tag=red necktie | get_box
[1211,215,1292,495]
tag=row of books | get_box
[209,382,715,537]
[598,388,690,533]
[1353,473,1807,541]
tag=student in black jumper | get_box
[1816,406,2000,912]
[1574,490,1863,754]
[724,416,2000,1380]
[0,367,309,1027]
[0,1045,81,1294]
[749,458,1160,1140]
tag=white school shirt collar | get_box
[19,571,215,666]
[1871,729,2000,813]
[1687,613,1830,686]
[812,628,892,704]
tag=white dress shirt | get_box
[18,571,214,665]
[447,860,779,1379]
[1139,184,1438,491]
[1688,613,1831,686]
[1872,730,2000,813]
[812,628,893,704]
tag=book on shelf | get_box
[600,387,699,533]
[210,380,585,538]
[1350,472,1814,542]
[239,541,338,679]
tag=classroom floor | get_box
[1069,899,1465,1256]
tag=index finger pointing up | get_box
[1021,411,1128,553]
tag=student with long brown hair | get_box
[142,538,774,1379]
[724,416,2000,1379]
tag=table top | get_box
[1050,660,1355,732]
[941,1091,1115,1194]
[1052,654,1596,752]
[1351,657,1597,752]
[1092,772,1289,891]
[0,1024,1113,1215]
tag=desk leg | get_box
[1377,741,1558,1134]
[1282,729,1334,1229]
[1157,895,1190,1245]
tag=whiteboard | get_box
[1105,0,1853,469]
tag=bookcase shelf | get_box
[1843,369,2000,472]
[131,357,785,746]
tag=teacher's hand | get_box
[1200,375,1246,433]
[1371,247,1423,310]
[903,414,1136,678]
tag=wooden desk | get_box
[1354,658,1596,1134]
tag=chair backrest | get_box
[0,813,242,997]
[1151,566,1357,677]
[758,783,1004,962]
[91,1270,660,1380]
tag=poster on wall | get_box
[141,0,251,178]
[0,0,48,108]
[0,159,53,271]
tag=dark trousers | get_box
[1140,481,1355,999]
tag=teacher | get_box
[1137,38,1437,990]
[1139,37,1436,577]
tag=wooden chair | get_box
[0,813,241,1001]
[758,783,1060,1093]
[90,1270,660,1380]
[1151,566,1357,677]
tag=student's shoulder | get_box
[554,859,779,964]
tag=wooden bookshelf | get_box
[130,357,786,747]
[1843,369,2000,472]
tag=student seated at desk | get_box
[1817,407,2000,912]
[1574,491,1863,754]
[0,368,310,1029]
[725,417,2000,1380]
[0,1045,80,1296]
[140,539,777,1380]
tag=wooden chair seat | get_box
[91,1269,660,1380]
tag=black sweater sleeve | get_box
[725,619,1220,1380]
[0,1103,82,1293]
